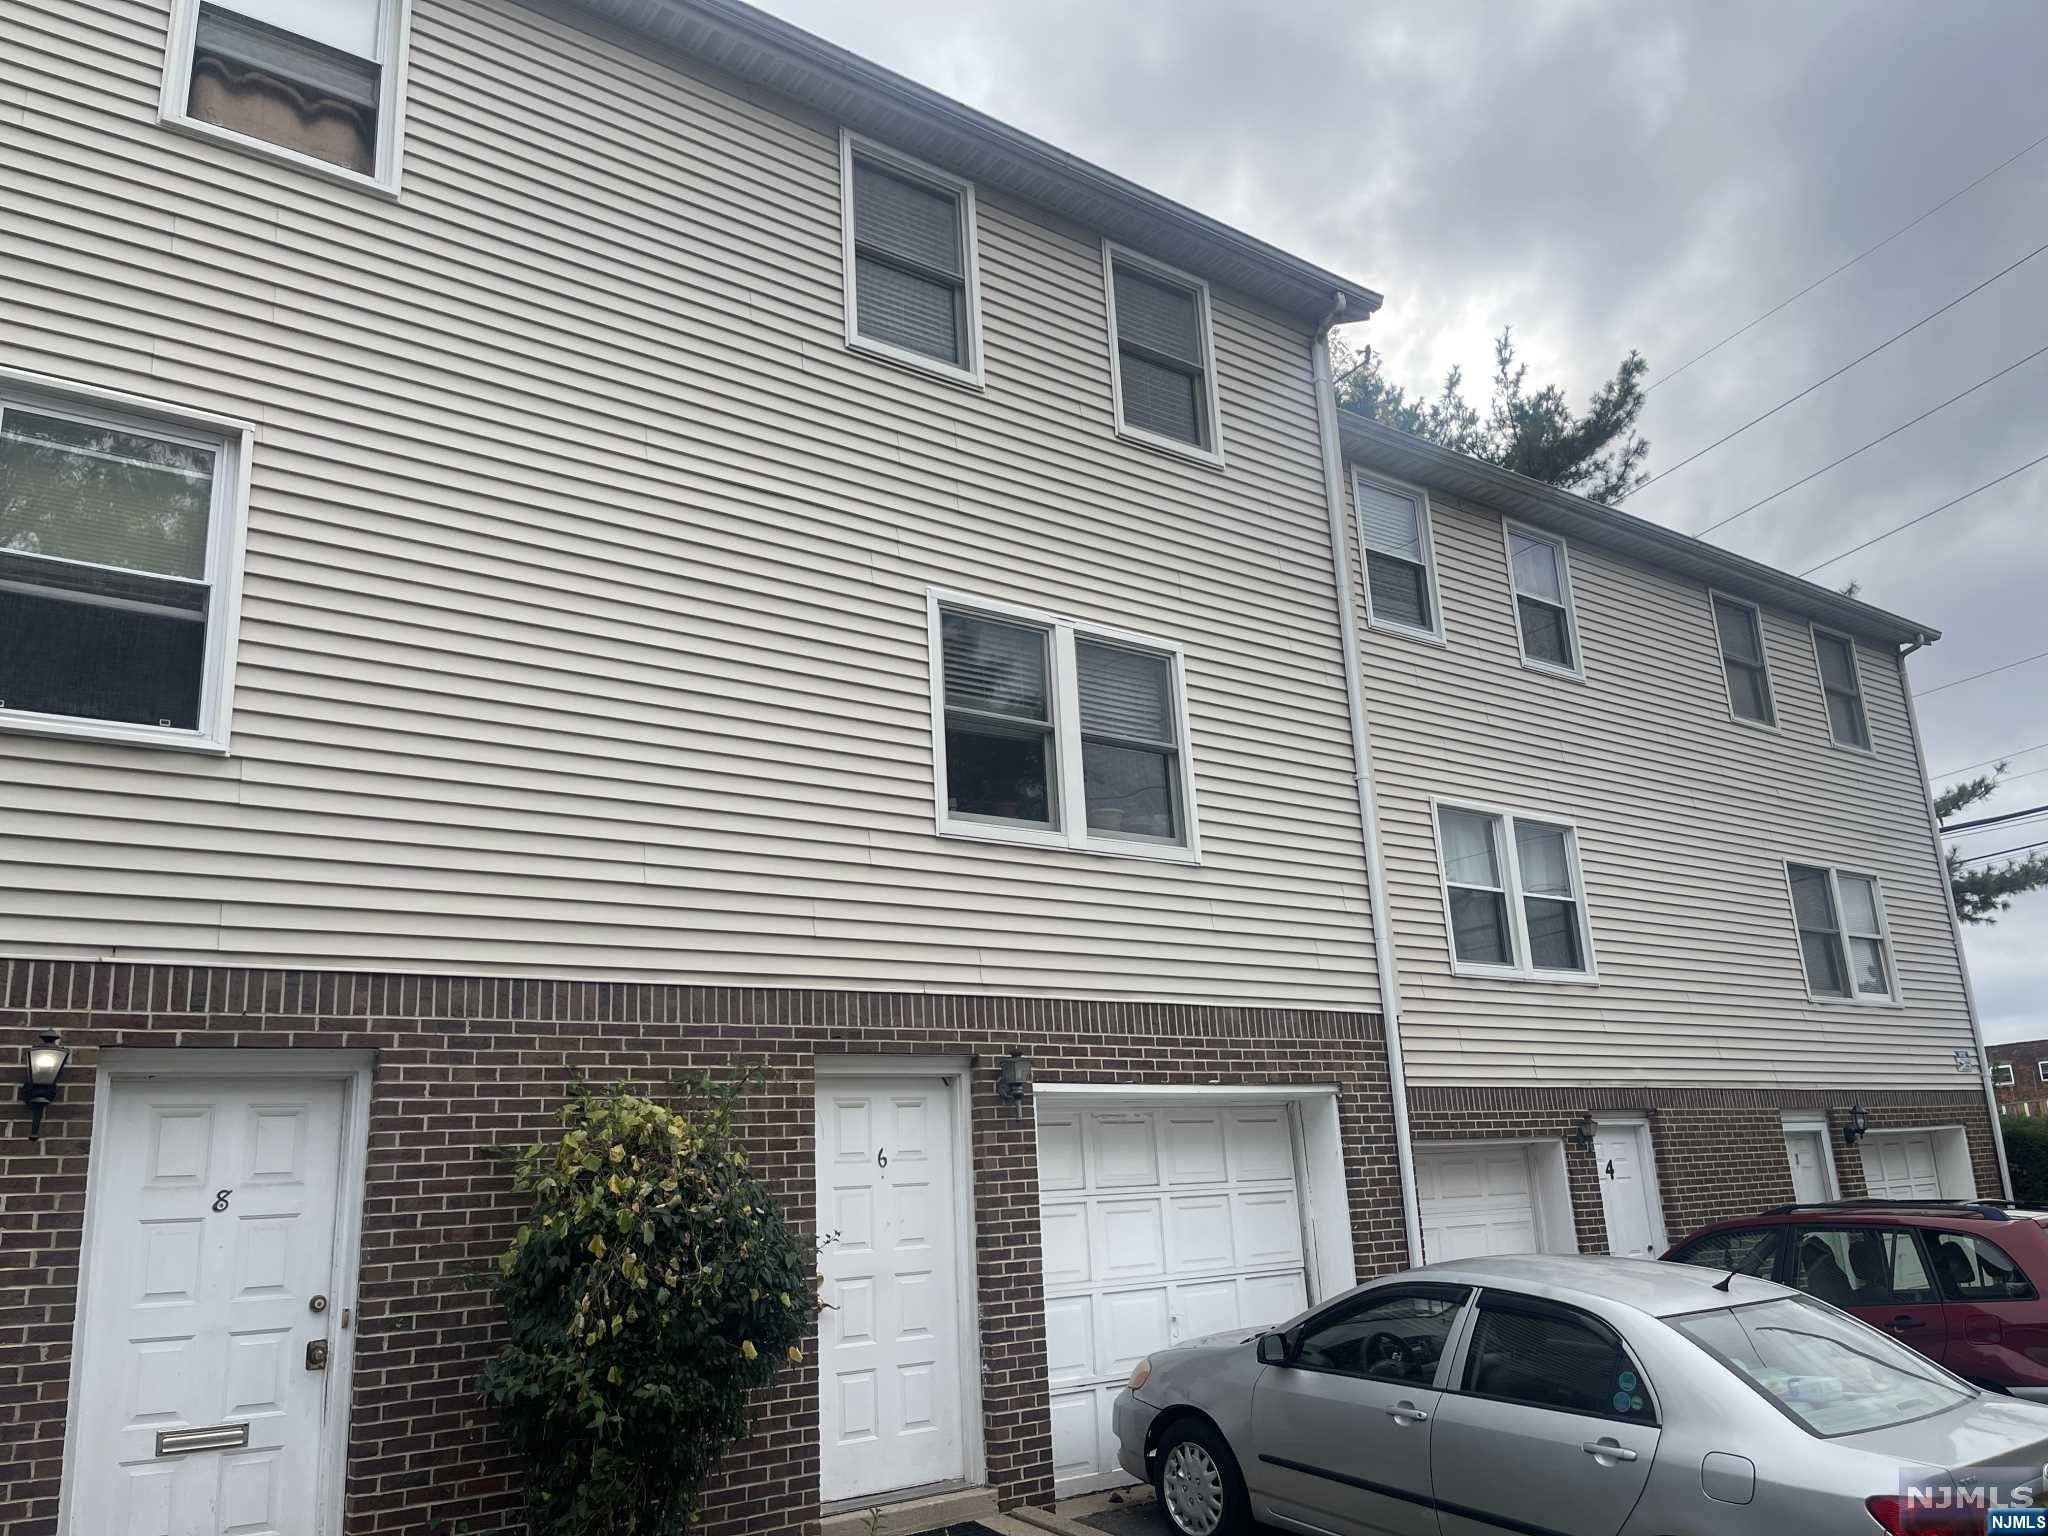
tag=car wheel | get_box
[1154,1418,1248,1536]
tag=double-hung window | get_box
[1356,472,1442,639]
[1786,863,1897,1002]
[162,0,412,190]
[1992,1063,2014,1087]
[1811,626,1871,749]
[841,134,983,384]
[1503,523,1580,675]
[1103,246,1224,464]
[1711,593,1775,725]
[930,593,1197,860]
[0,377,251,751]
[1435,802,1594,979]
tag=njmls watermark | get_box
[1889,1468,2048,1533]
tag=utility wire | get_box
[1919,648,2048,699]
[1940,803,2048,836]
[1649,127,2048,393]
[1956,838,2048,867]
[1795,450,2048,575]
[1693,342,2048,538]
[1620,235,2048,502]
[1933,741,2048,780]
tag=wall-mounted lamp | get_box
[18,1031,70,1141]
[996,1053,1032,1103]
[1571,1112,1597,1153]
[1840,1104,1869,1147]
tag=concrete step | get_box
[820,1483,999,1536]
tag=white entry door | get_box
[1417,1146,1540,1260]
[1592,1122,1666,1257]
[1784,1129,1833,1203]
[816,1076,964,1503]
[70,1076,349,1536]
[1863,1133,1942,1198]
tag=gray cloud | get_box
[763,0,2048,1041]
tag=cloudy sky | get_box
[763,0,2048,1043]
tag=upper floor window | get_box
[2038,1060,2048,1084]
[162,0,412,190]
[1786,863,1897,1003]
[1503,523,1580,676]
[0,375,250,752]
[1355,472,1442,640]
[928,592,1198,861]
[1811,626,1871,749]
[1434,802,1595,980]
[1710,593,1775,725]
[840,134,983,385]
[1994,1063,2014,1087]
[1103,246,1224,466]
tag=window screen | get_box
[1111,260,1211,449]
[187,1,384,176]
[1788,864,1848,996]
[850,155,970,367]
[1712,596,1774,724]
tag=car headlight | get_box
[1128,1357,1151,1392]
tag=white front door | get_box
[1592,1123,1665,1257]
[1863,1133,1942,1198]
[1417,1145,1540,1260]
[71,1076,349,1536]
[1785,1129,1832,1203]
[816,1076,964,1503]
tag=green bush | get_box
[2002,1115,2048,1206]
[483,1079,814,1536]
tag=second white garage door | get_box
[1417,1145,1547,1261]
[1862,1133,1942,1198]
[1038,1102,1309,1493]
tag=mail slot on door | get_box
[155,1422,250,1457]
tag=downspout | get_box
[1899,633,2014,1200]
[1310,294,1424,1264]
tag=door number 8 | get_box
[212,1190,233,1212]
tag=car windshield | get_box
[1670,1296,1972,1437]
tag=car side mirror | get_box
[1256,1331,1292,1366]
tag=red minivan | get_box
[1666,1199,2048,1398]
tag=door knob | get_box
[305,1339,330,1371]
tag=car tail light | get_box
[1865,1495,1984,1535]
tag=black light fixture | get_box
[996,1052,1032,1103]
[1841,1104,1869,1147]
[19,1031,70,1141]
[1571,1112,1597,1153]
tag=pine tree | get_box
[1937,768,2048,923]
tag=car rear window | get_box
[1671,1296,1972,1437]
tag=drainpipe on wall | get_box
[1899,634,2015,1200]
[1310,294,1424,1265]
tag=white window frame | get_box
[2037,1061,2048,1085]
[1501,520,1584,680]
[1101,242,1227,470]
[0,366,254,754]
[1809,623,1874,753]
[926,589,1200,864]
[1354,468,1445,644]
[1707,589,1778,731]
[838,131,986,390]
[1991,1062,2013,1088]
[158,0,414,196]
[1781,860,1901,1006]
[1427,795,1599,983]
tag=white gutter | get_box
[1310,297,1423,1264]
[1898,636,2014,1200]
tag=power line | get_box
[1919,648,2048,699]
[1942,803,2048,836]
[1933,741,2048,779]
[1648,126,2048,393]
[1957,838,2048,867]
[1692,342,2048,538]
[1620,234,2048,501]
[1795,450,2048,575]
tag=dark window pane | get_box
[1674,1227,1780,1278]
[1112,265,1202,365]
[1082,741,1176,841]
[1367,553,1430,630]
[1517,596,1572,667]
[189,5,379,175]
[1788,866,1837,931]
[0,574,206,728]
[1826,691,1869,748]
[1799,930,1848,995]
[1449,887,1512,966]
[1930,1232,2038,1302]
[1727,661,1772,723]
[941,611,1048,720]
[1815,631,1857,691]
[852,158,962,276]
[1524,896,1583,971]
[1118,352,1202,445]
[1295,1290,1467,1382]
[854,254,962,364]
[1076,642,1174,744]
[1463,1302,1654,1423]
[943,719,1051,826]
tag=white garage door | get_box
[1038,1103,1309,1493]
[1418,1146,1539,1261]
[1863,1133,1942,1198]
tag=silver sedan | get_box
[1113,1254,2048,1536]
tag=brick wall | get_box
[1988,1039,2048,1114]
[0,961,1398,1536]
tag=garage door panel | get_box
[1102,1288,1170,1375]
[1038,1114,1085,1192]
[1240,1269,1309,1323]
[1048,1389,1102,1484]
[1094,1198,1165,1281]
[1162,1112,1228,1183]
[1176,1278,1243,1340]
[1234,1190,1304,1268]
[1226,1109,1293,1181]
[1169,1193,1236,1272]
[1044,1295,1095,1386]
[1090,1114,1159,1187]
[1042,1203,1091,1287]
[1863,1134,1941,1198]
[1417,1145,1546,1264]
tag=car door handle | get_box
[1385,1403,1430,1424]
[1890,1316,1927,1330]
[1582,1440,1638,1463]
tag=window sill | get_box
[1517,656,1587,684]
[159,110,403,200]
[1113,421,1227,471]
[1365,617,1448,648]
[936,820,1200,866]
[1448,961,1600,987]
[0,710,230,755]
[845,333,985,392]
[1824,735,1879,757]
[1802,991,1905,1010]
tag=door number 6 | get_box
[876,1148,888,1169]
[212,1189,233,1212]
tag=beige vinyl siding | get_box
[0,0,1375,1003]
[1344,475,1971,1089]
